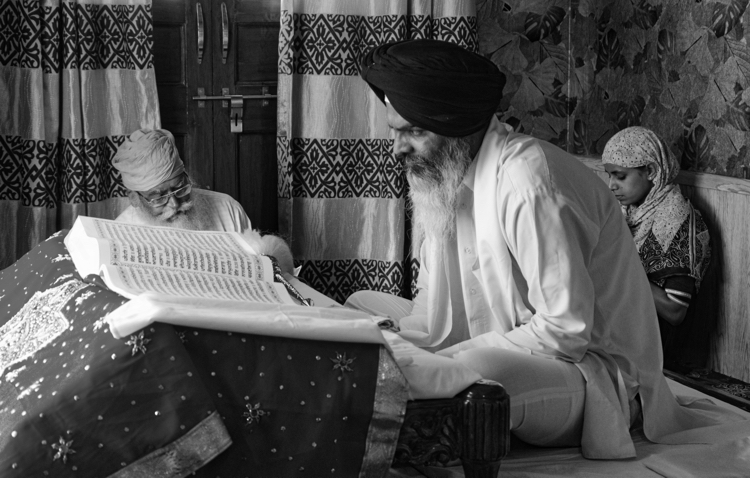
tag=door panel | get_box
[237,134,279,234]
[153,0,279,232]
[236,22,281,82]
[153,0,215,191]
[153,0,281,232]
[212,1,280,233]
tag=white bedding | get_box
[390,379,750,478]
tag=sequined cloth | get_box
[0,232,407,477]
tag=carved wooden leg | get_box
[392,395,462,468]
[457,381,510,478]
[392,380,510,478]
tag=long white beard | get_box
[406,137,473,257]
[134,192,213,231]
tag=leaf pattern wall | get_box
[477,0,750,178]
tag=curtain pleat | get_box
[277,0,477,303]
[0,0,159,269]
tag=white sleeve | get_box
[498,190,599,362]
[228,198,251,233]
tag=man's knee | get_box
[344,290,413,320]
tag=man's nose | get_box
[166,194,179,207]
[608,178,617,191]
[392,134,412,158]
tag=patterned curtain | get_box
[278,0,477,304]
[0,0,159,269]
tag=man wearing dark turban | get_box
[347,39,744,459]
[361,39,504,137]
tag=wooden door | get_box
[152,0,280,233]
[152,0,214,192]
[212,0,280,234]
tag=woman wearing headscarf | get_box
[602,127,711,368]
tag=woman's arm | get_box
[649,281,688,326]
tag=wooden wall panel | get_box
[683,186,750,381]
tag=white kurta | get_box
[401,117,744,458]
[116,188,251,233]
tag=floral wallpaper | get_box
[477,0,750,179]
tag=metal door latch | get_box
[192,88,278,133]
[230,96,243,133]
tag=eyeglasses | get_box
[140,183,192,207]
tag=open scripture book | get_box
[62,216,483,400]
[64,216,309,305]
[62,216,393,345]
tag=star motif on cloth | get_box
[51,436,76,463]
[93,316,107,332]
[330,352,356,373]
[125,331,151,356]
[243,403,268,425]
[175,330,187,343]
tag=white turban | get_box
[112,129,185,192]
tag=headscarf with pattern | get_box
[602,127,708,287]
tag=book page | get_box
[101,264,294,304]
[75,217,273,282]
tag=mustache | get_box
[158,198,194,222]
[404,153,444,184]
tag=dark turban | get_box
[360,39,505,137]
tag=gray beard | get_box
[134,191,213,231]
[406,137,473,257]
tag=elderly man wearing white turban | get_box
[112,128,250,233]
[112,128,304,283]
